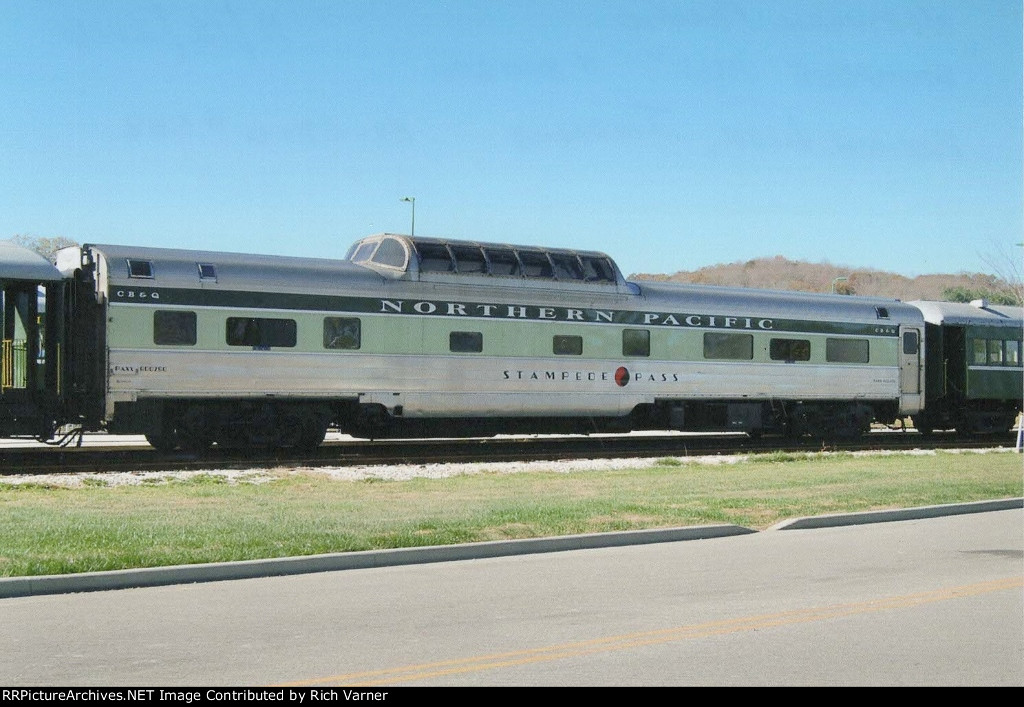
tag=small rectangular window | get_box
[622,329,650,357]
[451,245,487,273]
[323,317,361,350]
[550,253,583,280]
[973,339,987,365]
[450,331,482,353]
[197,263,217,280]
[1006,340,1021,367]
[826,338,869,363]
[703,333,753,360]
[553,335,583,356]
[770,338,810,361]
[126,259,154,279]
[484,248,520,276]
[226,317,296,348]
[417,243,454,272]
[988,339,1004,365]
[154,311,197,346]
[519,251,553,278]
[902,331,919,355]
[580,256,616,283]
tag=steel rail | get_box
[0,430,1017,477]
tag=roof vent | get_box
[970,298,989,309]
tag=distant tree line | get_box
[941,287,1020,306]
[634,254,1023,306]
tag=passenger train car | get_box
[0,234,1020,451]
[910,300,1023,435]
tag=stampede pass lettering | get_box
[502,367,680,386]
[504,370,615,382]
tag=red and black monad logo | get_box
[614,366,629,387]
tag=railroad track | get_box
[1,430,1018,476]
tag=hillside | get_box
[631,255,1021,304]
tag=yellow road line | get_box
[277,576,1022,686]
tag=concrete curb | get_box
[2,499,1021,599]
[0,524,754,599]
[769,497,1023,530]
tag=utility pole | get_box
[400,197,416,237]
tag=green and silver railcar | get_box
[50,235,926,450]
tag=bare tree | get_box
[978,240,1023,306]
[10,235,79,261]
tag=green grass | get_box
[0,449,1021,577]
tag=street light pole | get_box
[400,197,415,237]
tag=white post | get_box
[1016,412,1023,453]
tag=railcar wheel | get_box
[177,406,214,453]
[145,433,178,453]
[296,409,330,452]
[912,416,934,436]
[277,405,328,451]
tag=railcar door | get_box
[1,284,39,398]
[0,240,70,438]
[0,282,58,436]
[898,325,923,414]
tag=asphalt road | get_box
[1,503,1021,686]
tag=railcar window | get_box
[450,331,483,353]
[703,333,753,360]
[350,242,376,263]
[226,317,297,349]
[973,339,987,365]
[826,338,869,363]
[371,238,407,269]
[323,317,361,350]
[197,263,217,280]
[519,251,553,278]
[580,256,616,283]
[154,311,197,346]
[451,245,487,274]
[623,329,650,357]
[875,307,889,319]
[902,331,919,355]
[417,243,454,272]
[484,248,520,276]
[126,259,154,279]
[770,338,810,361]
[553,335,583,356]
[1006,340,1021,366]
[550,253,584,280]
[983,339,1024,366]
[988,339,1005,365]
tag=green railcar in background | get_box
[0,240,68,439]
[913,300,1023,435]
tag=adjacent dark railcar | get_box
[911,300,1023,435]
[0,241,69,439]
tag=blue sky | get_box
[1,0,1020,278]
